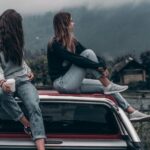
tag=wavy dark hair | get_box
[0,9,24,65]
[53,12,76,52]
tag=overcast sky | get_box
[0,0,149,15]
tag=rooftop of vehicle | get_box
[38,90,118,104]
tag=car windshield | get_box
[0,101,119,135]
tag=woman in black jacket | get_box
[47,12,128,95]
[47,11,150,121]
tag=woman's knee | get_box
[80,49,98,62]
[81,49,95,57]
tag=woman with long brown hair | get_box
[47,11,150,121]
[0,9,46,150]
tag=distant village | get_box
[110,50,150,91]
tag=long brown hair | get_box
[0,9,24,65]
[53,12,76,52]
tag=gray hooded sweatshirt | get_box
[0,51,31,81]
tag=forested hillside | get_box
[23,2,150,59]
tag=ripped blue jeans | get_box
[0,77,46,141]
[53,49,130,110]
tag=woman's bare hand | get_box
[27,72,34,81]
[2,82,11,93]
[102,69,109,77]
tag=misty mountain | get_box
[23,3,150,59]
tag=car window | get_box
[40,101,119,134]
[0,101,119,135]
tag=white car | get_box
[0,90,142,150]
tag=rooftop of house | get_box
[113,56,143,72]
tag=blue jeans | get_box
[0,76,46,141]
[53,49,130,110]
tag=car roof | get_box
[38,90,118,105]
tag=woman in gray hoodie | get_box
[0,9,46,150]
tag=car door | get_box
[40,98,128,150]
[0,97,141,150]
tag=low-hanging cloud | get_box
[0,0,149,15]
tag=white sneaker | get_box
[104,83,128,94]
[129,110,150,122]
